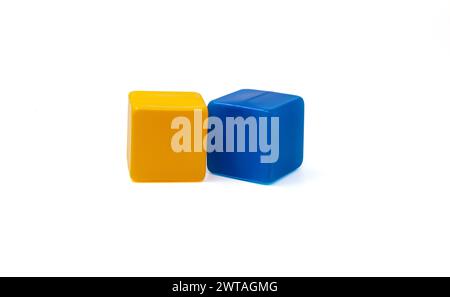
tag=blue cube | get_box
[207,89,304,184]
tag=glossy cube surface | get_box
[207,89,304,184]
[128,91,207,182]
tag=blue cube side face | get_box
[270,96,304,181]
[207,103,273,183]
[206,89,304,184]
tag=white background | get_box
[0,0,449,276]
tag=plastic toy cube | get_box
[128,91,207,182]
[207,89,304,184]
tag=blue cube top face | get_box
[207,89,304,184]
[210,89,301,111]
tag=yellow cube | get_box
[127,91,207,182]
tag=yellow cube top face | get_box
[128,91,207,182]
[129,91,206,110]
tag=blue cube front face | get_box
[207,89,304,184]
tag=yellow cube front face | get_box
[127,91,207,182]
